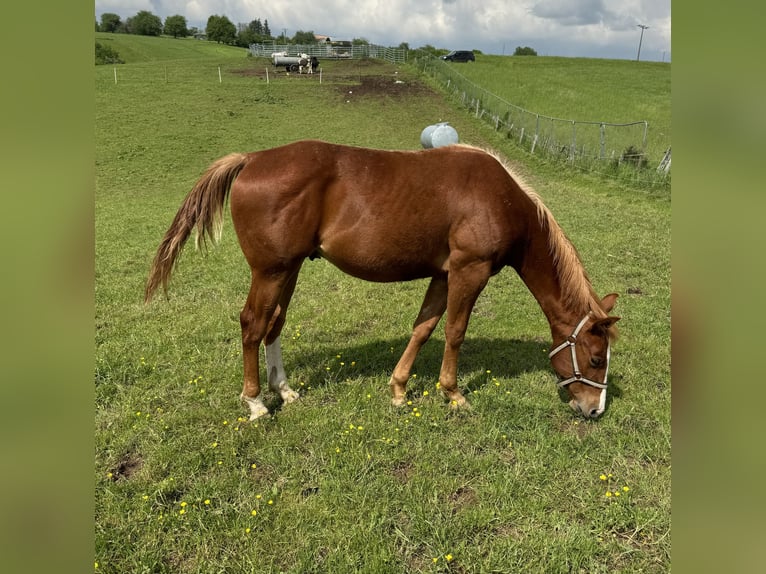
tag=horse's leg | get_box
[239,271,291,420]
[264,268,301,405]
[438,260,492,407]
[389,276,448,405]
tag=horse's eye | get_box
[589,356,605,368]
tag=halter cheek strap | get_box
[548,313,610,390]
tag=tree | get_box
[352,37,370,45]
[99,13,122,33]
[206,15,237,44]
[164,15,189,39]
[513,46,537,56]
[127,11,162,36]
[95,41,124,65]
[292,30,317,44]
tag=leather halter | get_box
[548,313,610,390]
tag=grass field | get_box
[96,34,670,573]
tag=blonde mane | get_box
[457,144,607,319]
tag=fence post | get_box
[113,67,117,85]
[599,123,606,159]
[570,121,577,161]
[218,66,222,83]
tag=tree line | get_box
[97,11,283,47]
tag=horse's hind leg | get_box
[389,276,448,405]
[239,270,295,420]
[264,268,301,405]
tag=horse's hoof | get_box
[281,389,300,404]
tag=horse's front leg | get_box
[389,276,447,405]
[438,259,492,408]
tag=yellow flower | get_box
[605,491,612,498]
[445,554,453,562]
[599,474,607,481]
[423,390,429,396]
[245,528,251,534]
[268,500,274,505]
[180,501,188,507]
[614,491,621,497]
[204,499,211,505]
[251,510,257,516]
[432,557,439,563]
[623,486,630,492]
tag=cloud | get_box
[95,0,671,61]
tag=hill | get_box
[95,33,249,63]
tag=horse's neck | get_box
[515,224,584,340]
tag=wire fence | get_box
[416,57,670,184]
[249,43,407,64]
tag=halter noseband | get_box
[548,313,610,390]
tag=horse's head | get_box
[549,293,620,418]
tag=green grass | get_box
[95,32,250,62]
[425,55,671,180]
[96,34,670,573]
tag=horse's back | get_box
[230,141,534,280]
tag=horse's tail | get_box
[144,152,250,302]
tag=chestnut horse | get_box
[145,140,619,420]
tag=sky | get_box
[94,0,671,62]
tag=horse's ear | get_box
[600,293,619,313]
[590,316,620,337]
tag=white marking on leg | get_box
[240,393,269,421]
[265,336,300,404]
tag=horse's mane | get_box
[455,144,608,321]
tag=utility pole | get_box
[636,24,649,61]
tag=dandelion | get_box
[179,509,186,515]
[622,486,630,492]
[445,554,454,562]
[423,390,429,397]
[251,463,257,469]
[245,527,251,534]
[211,442,218,448]
[180,501,188,507]
[222,420,228,426]
[436,382,441,389]
[432,557,439,563]
[204,499,211,505]
[599,474,607,481]
[267,499,274,505]
[605,491,612,498]
[335,447,341,453]
[251,510,257,516]
[95,562,99,569]
[106,472,113,479]
[256,494,262,500]
[217,461,223,466]
[142,495,149,501]
[614,491,621,497]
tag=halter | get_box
[548,313,610,390]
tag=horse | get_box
[145,140,619,421]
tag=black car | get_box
[442,50,475,62]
